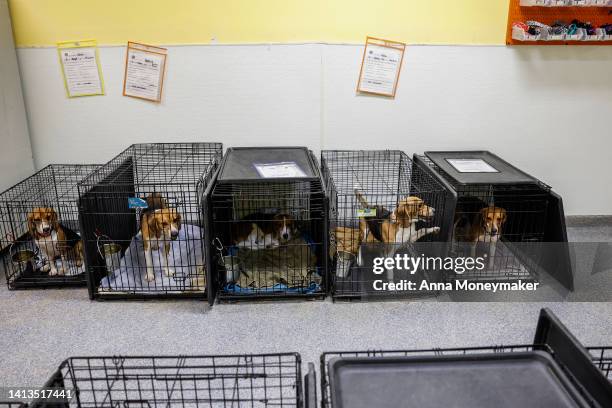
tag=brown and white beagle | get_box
[454,205,507,268]
[354,189,440,270]
[27,207,83,276]
[231,212,295,250]
[140,194,182,282]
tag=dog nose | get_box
[491,228,498,235]
[171,231,179,239]
[282,233,289,240]
[43,227,50,233]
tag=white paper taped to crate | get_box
[254,162,307,178]
[446,159,499,173]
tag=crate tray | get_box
[328,351,589,408]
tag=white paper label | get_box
[60,47,103,96]
[124,49,165,100]
[254,162,307,178]
[446,159,499,173]
[358,44,403,96]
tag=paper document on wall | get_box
[447,159,499,173]
[254,162,307,178]
[123,42,167,102]
[357,37,405,98]
[57,40,104,97]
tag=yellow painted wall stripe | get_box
[8,0,509,48]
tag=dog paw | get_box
[145,273,155,282]
[40,264,50,273]
[48,268,58,276]
[432,227,441,234]
[165,268,175,277]
[57,268,66,276]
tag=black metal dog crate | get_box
[321,150,455,300]
[33,353,316,408]
[415,151,573,289]
[78,143,222,300]
[0,164,100,289]
[320,308,612,408]
[204,147,328,303]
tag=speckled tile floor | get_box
[0,220,611,391]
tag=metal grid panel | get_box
[417,154,550,283]
[209,151,327,301]
[50,354,302,407]
[78,143,222,299]
[321,150,450,300]
[0,164,100,289]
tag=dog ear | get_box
[499,208,508,224]
[147,213,161,238]
[27,211,37,237]
[48,208,59,228]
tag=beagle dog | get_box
[140,194,182,282]
[231,212,296,250]
[454,205,507,269]
[355,189,440,271]
[27,207,83,276]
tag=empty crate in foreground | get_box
[78,143,222,299]
[205,147,328,302]
[416,151,573,289]
[1,164,100,289]
[320,308,612,408]
[35,353,315,408]
[321,150,454,300]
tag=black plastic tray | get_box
[424,150,538,186]
[217,147,318,182]
[328,351,589,408]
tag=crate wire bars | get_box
[321,150,453,300]
[415,153,553,283]
[36,354,305,408]
[1,164,100,289]
[78,143,222,299]
[205,147,328,302]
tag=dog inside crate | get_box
[213,181,322,294]
[95,188,207,293]
[0,166,97,285]
[324,151,444,288]
[451,186,548,280]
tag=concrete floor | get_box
[1,220,611,392]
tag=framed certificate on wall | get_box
[356,37,405,98]
[123,42,168,102]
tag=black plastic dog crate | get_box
[204,147,328,303]
[416,151,573,289]
[78,143,222,300]
[0,164,100,289]
[33,353,316,408]
[321,150,455,300]
[320,308,612,408]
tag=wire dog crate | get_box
[34,353,307,408]
[78,143,222,300]
[0,403,27,407]
[204,147,328,303]
[0,164,100,289]
[415,151,573,289]
[320,309,612,408]
[321,150,454,300]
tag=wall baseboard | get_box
[566,215,612,227]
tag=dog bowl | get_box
[102,243,122,275]
[219,255,243,283]
[335,251,355,279]
[11,249,37,271]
